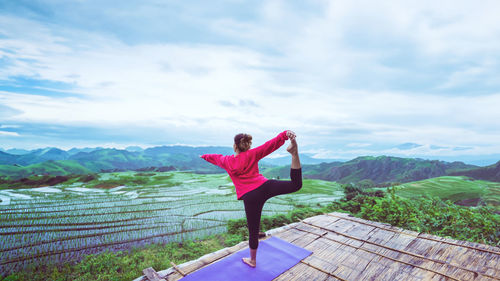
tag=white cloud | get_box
[0,125,20,129]
[438,60,499,90]
[0,130,19,137]
[347,143,372,148]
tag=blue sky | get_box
[0,0,499,165]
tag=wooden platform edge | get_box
[132,221,300,281]
[142,267,166,281]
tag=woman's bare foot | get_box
[287,138,298,155]
[242,257,256,268]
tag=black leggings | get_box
[240,168,302,249]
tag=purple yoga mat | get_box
[179,236,312,281]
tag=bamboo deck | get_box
[135,211,500,281]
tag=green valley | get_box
[386,176,500,213]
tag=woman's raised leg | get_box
[287,138,302,192]
[263,138,303,198]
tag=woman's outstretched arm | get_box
[200,154,226,169]
[251,130,293,160]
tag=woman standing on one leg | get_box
[200,130,302,268]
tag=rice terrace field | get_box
[392,176,500,212]
[0,171,343,275]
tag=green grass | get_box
[297,179,342,194]
[0,233,237,281]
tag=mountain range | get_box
[262,156,483,184]
[0,146,498,184]
[0,146,232,178]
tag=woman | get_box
[200,130,302,268]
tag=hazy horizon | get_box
[1,143,498,167]
[1,1,499,166]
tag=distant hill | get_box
[0,160,92,179]
[69,149,156,171]
[449,161,500,182]
[67,147,104,155]
[301,156,477,184]
[22,148,70,164]
[0,148,69,166]
[0,148,31,155]
[0,151,18,165]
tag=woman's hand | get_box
[286,130,296,140]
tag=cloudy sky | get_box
[0,0,499,165]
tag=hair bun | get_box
[234,133,252,152]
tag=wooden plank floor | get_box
[271,212,500,281]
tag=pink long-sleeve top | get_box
[201,130,289,199]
